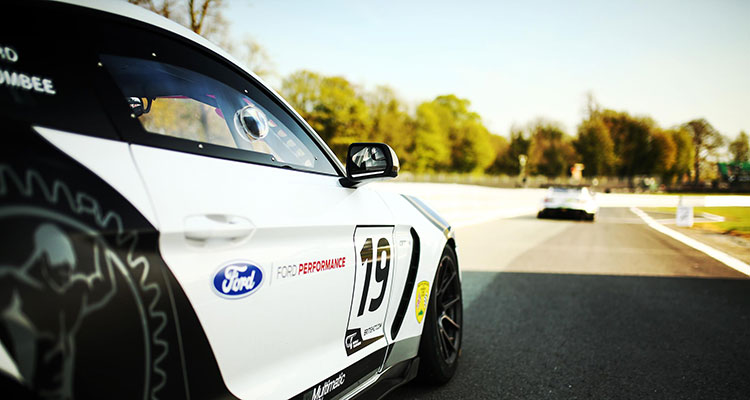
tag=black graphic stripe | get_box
[390,228,421,339]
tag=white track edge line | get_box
[630,207,750,276]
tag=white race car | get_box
[537,186,599,221]
[0,1,462,399]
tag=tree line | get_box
[280,72,749,185]
[131,0,750,184]
[279,72,497,174]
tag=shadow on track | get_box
[390,271,750,399]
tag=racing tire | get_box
[417,245,463,385]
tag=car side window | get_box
[101,53,336,175]
[138,96,236,148]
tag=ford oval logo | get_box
[212,262,264,299]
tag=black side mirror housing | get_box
[340,142,399,188]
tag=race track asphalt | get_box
[390,208,750,399]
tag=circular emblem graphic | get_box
[0,165,170,399]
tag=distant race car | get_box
[537,186,599,221]
[0,1,463,399]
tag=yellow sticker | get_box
[415,281,429,323]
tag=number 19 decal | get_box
[357,237,390,316]
[345,227,395,356]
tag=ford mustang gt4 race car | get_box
[0,1,463,399]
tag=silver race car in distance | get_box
[0,1,462,399]
[537,186,599,221]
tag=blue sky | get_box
[227,0,749,138]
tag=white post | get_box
[676,195,694,227]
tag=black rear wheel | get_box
[417,245,462,384]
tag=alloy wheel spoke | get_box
[441,315,461,330]
[438,326,450,355]
[442,295,460,310]
[434,253,461,361]
[438,269,456,296]
[440,328,457,352]
[438,327,447,350]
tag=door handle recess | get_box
[184,214,255,241]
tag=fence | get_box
[395,172,647,192]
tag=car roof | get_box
[57,0,255,83]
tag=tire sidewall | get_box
[418,245,462,384]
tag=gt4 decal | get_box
[415,281,429,323]
[345,227,394,356]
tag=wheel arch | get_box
[374,191,457,341]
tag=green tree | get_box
[485,134,510,175]
[600,110,656,184]
[493,128,530,175]
[527,120,576,177]
[729,131,749,162]
[573,117,615,177]
[280,71,371,160]
[683,118,724,183]
[412,102,450,173]
[317,76,372,158]
[365,86,415,168]
[650,129,677,178]
[663,127,695,184]
[280,70,322,118]
[427,95,494,173]
[450,123,495,173]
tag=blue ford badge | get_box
[212,262,264,299]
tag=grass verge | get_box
[647,207,750,237]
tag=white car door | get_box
[131,149,395,399]
[97,34,401,399]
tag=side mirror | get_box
[340,142,399,188]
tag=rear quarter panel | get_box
[376,191,454,344]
